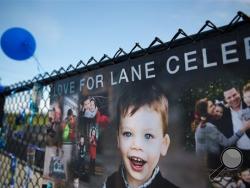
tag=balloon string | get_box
[32,55,45,74]
[22,41,45,74]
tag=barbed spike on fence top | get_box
[42,72,50,79]
[99,54,111,63]
[129,42,145,54]
[76,60,86,68]
[167,28,192,49]
[206,21,222,32]
[86,56,98,66]
[148,37,164,49]
[66,64,75,72]
[113,48,127,58]
[227,11,250,28]
[238,11,250,21]
[1,11,249,95]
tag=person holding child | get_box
[217,85,250,167]
[90,97,110,129]
[103,84,178,188]
[193,98,250,169]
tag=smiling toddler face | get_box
[117,105,169,187]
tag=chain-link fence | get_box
[0,85,50,187]
[0,11,249,188]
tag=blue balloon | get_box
[1,27,36,61]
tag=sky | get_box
[0,0,249,86]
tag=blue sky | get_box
[0,0,249,86]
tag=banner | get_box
[43,22,250,188]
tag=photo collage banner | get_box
[42,22,250,188]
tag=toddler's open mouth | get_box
[128,156,146,172]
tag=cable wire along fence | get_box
[0,11,249,188]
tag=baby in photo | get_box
[103,84,178,188]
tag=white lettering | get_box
[69,81,75,94]
[244,37,250,60]
[110,71,117,85]
[63,83,68,93]
[184,51,198,71]
[79,78,85,92]
[119,68,129,83]
[96,74,104,88]
[221,41,239,64]
[58,85,62,95]
[145,61,155,79]
[131,65,142,81]
[166,56,180,74]
[87,77,95,90]
[202,48,217,68]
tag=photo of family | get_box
[183,79,250,187]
